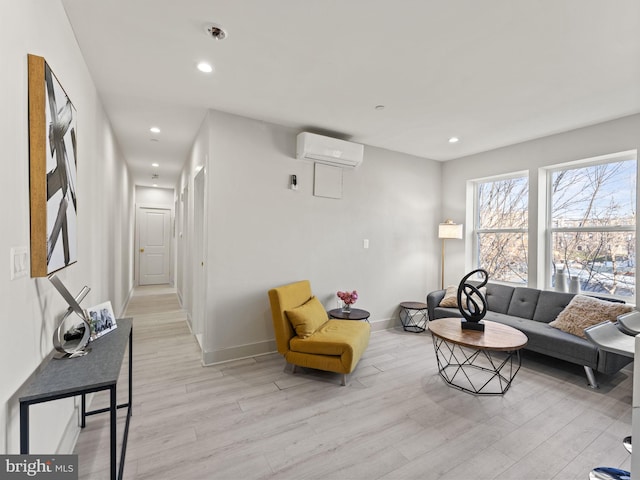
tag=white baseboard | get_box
[117,286,135,319]
[369,316,399,332]
[202,339,278,366]
[201,318,400,366]
[176,289,184,307]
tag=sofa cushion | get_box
[285,296,328,338]
[439,286,459,307]
[532,290,575,323]
[549,295,633,339]
[439,285,486,308]
[507,287,541,319]
[484,283,515,314]
[433,306,463,319]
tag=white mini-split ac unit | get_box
[296,132,364,168]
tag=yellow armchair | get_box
[268,280,370,385]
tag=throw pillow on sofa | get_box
[285,296,329,338]
[440,285,487,308]
[549,294,633,338]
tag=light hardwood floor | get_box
[75,286,633,479]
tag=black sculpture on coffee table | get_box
[456,269,489,331]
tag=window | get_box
[474,174,529,283]
[549,154,636,298]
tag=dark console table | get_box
[20,318,132,480]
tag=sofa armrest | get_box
[427,289,447,320]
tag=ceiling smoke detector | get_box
[205,23,228,40]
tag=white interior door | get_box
[138,207,171,285]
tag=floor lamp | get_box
[438,220,463,289]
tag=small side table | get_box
[328,308,370,323]
[399,302,429,332]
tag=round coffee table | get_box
[429,317,528,395]
[328,308,370,323]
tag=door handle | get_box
[140,248,145,253]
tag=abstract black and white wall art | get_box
[28,54,78,276]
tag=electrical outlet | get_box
[363,239,369,249]
[10,247,28,280]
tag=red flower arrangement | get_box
[337,290,358,305]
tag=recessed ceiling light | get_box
[152,163,159,167]
[448,137,460,144]
[197,62,214,73]
[150,127,160,134]
[152,184,158,187]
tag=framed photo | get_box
[86,301,117,340]
[28,54,78,277]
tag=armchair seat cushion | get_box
[290,320,369,356]
[289,320,370,374]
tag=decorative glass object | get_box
[555,268,568,292]
[569,276,581,294]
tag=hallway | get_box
[74,285,201,479]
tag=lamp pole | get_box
[441,238,446,290]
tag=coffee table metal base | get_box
[433,336,522,395]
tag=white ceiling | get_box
[61,0,640,188]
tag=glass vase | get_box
[341,303,351,313]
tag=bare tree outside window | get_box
[476,176,529,283]
[551,159,636,297]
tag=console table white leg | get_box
[631,335,640,476]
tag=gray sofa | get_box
[427,283,633,388]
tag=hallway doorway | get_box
[137,206,171,285]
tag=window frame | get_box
[544,151,637,298]
[472,171,530,285]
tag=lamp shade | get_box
[438,221,463,239]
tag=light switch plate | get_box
[10,247,28,280]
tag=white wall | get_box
[1,0,134,454]
[135,186,174,207]
[178,110,442,364]
[176,113,209,320]
[441,113,640,303]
